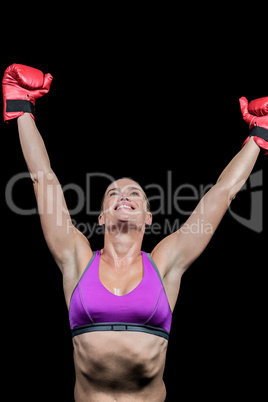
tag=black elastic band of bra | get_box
[250,126,268,142]
[71,322,170,341]
[6,100,35,116]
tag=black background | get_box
[1,19,266,401]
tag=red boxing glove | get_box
[248,97,268,117]
[2,63,53,122]
[239,96,268,155]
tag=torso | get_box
[73,331,168,401]
[64,245,181,401]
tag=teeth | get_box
[117,205,132,210]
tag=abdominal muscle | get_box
[72,331,168,402]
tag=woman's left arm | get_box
[151,137,260,275]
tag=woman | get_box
[3,64,267,401]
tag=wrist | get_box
[17,113,37,131]
[17,112,32,121]
[242,127,268,155]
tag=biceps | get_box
[34,170,69,222]
[33,169,76,261]
[184,183,230,234]
[178,183,230,266]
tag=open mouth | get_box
[114,203,135,211]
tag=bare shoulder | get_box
[150,231,185,278]
[150,236,184,312]
[61,230,93,306]
[74,230,94,276]
[59,228,92,273]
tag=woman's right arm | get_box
[17,113,92,274]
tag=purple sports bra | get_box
[69,250,172,340]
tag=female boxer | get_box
[3,64,267,402]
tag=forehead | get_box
[106,179,143,193]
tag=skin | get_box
[17,113,260,401]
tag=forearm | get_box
[17,113,51,180]
[17,112,80,272]
[216,137,260,200]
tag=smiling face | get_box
[98,178,152,229]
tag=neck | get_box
[102,223,144,266]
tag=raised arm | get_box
[3,64,91,276]
[152,96,268,281]
[17,114,91,272]
[152,138,260,274]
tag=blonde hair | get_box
[100,177,150,213]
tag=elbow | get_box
[215,177,246,203]
[30,166,53,185]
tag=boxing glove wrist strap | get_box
[249,126,268,142]
[6,99,35,117]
